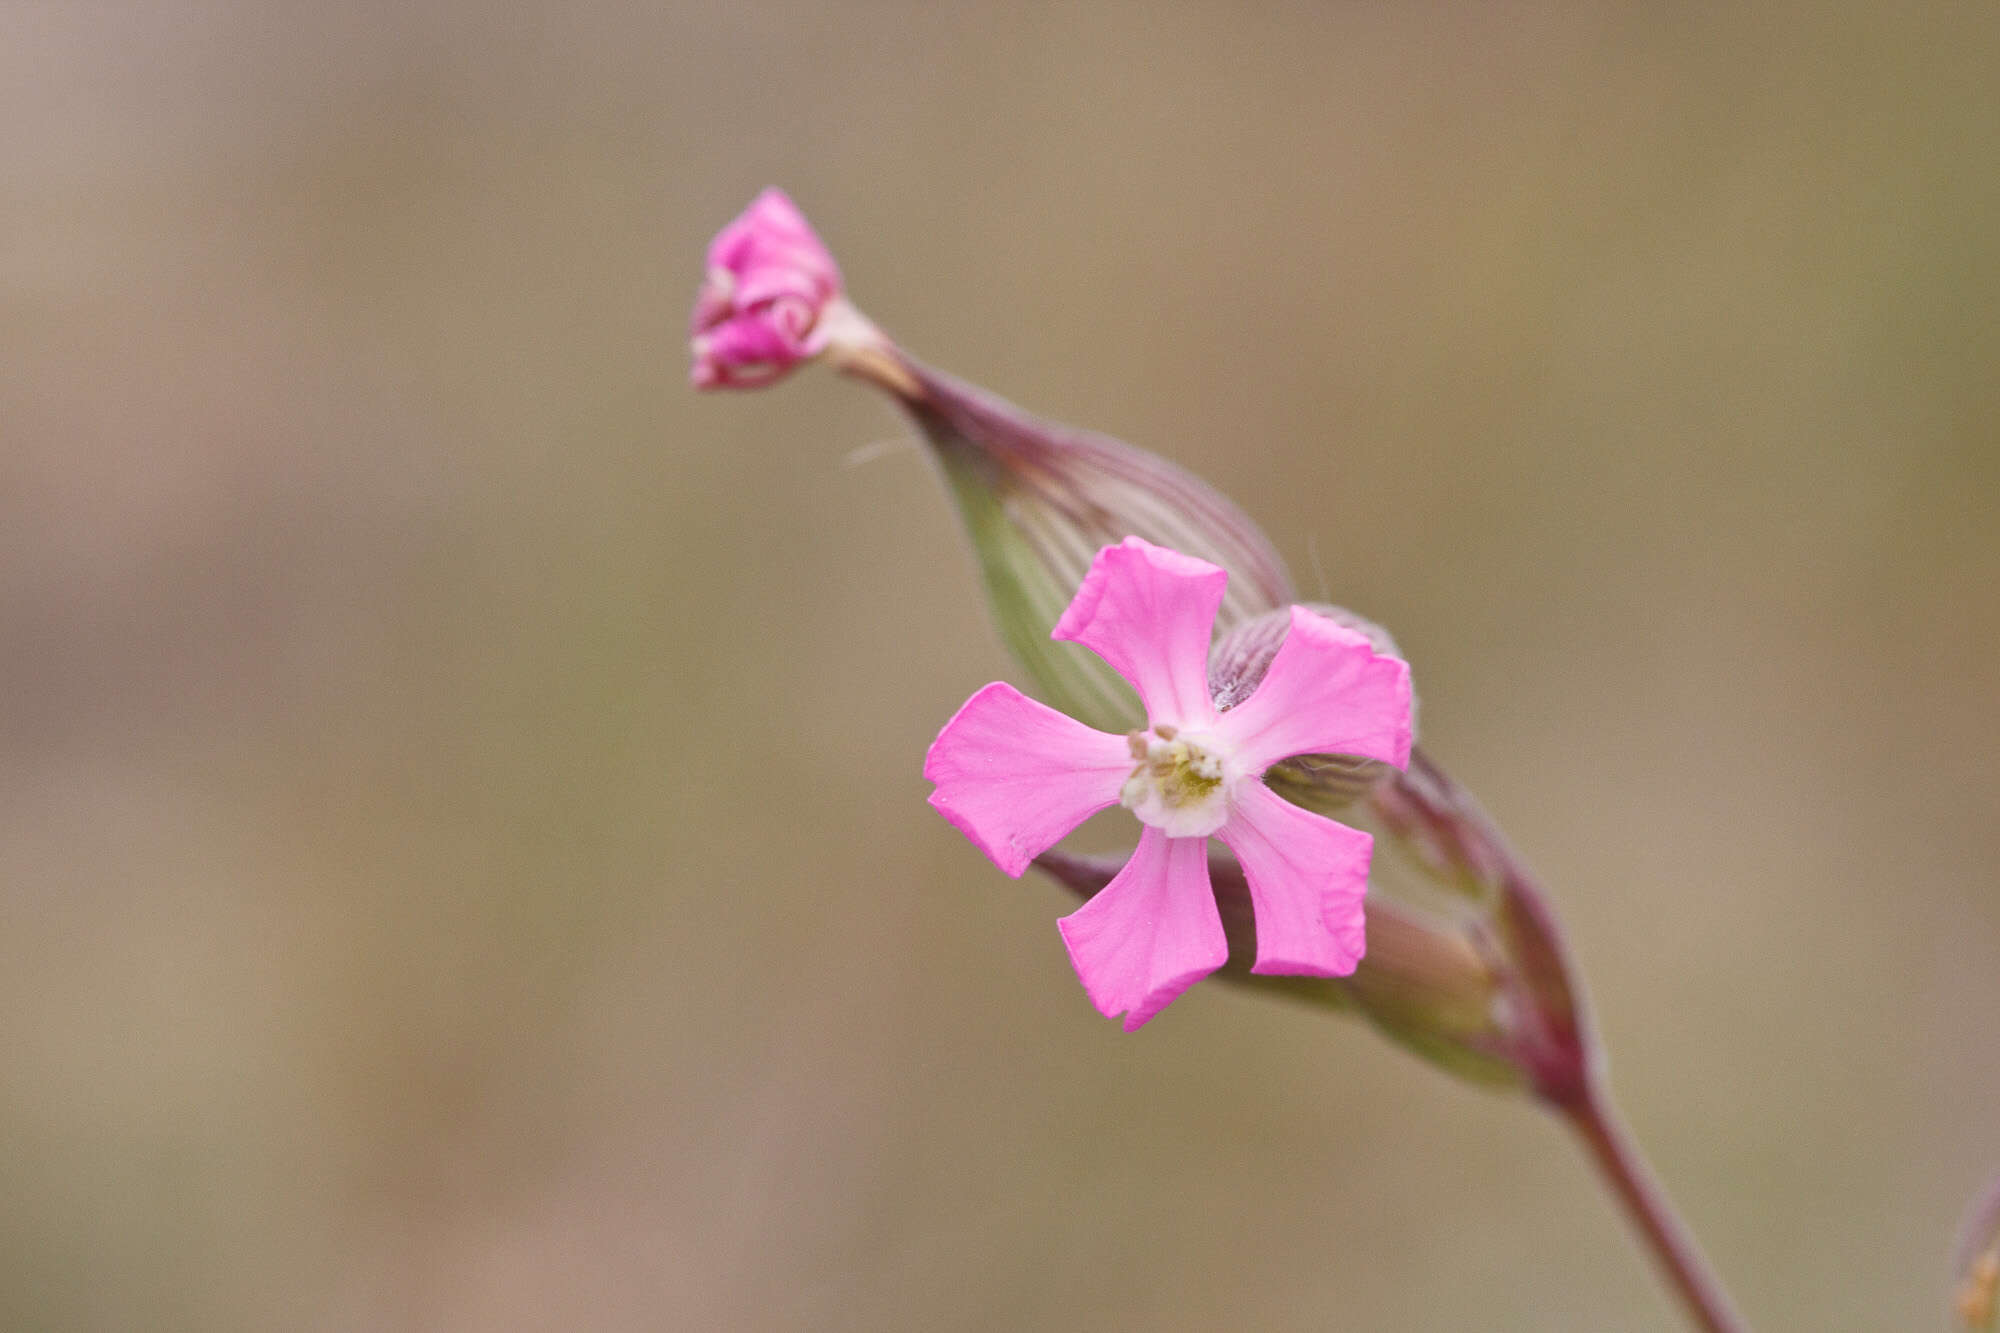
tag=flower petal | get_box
[690,316,809,387]
[1215,781,1371,977]
[924,682,1133,877]
[703,188,840,294]
[1057,827,1227,1030]
[1051,537,1226,727]
[1211,605,1412,774]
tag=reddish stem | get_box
[1393,753,1750,1333]
[1555,1079,1751,1333]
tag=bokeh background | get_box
[4,2,1997,1329]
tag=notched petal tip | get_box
[1051,537,1229,642]
[923,681,1132,881]
[1056,830,1228,1030]
[1057,914,1223,1031]
[926,787,1030,878]
[1050,538,1231,725]
[1117,964,1224,1031]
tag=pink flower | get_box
[690,188,846,389]
[925,537,1413,1030]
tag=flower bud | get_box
[690,191,1289,731]
[1371,752,1593,1102]
[690,189,890,390]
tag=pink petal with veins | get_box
[1216,781,1371,976]
[1212,605,1412,774]
[701,189,839,297]
[924,682,1132,877]
[1057,828,1228,1030]
[1051,536,1226,727]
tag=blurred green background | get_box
[3,2,1996,1329]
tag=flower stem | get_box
[1554,1078,1751,1333]
[1397,755,1751,1332]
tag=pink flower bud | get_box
[689,189,853,389]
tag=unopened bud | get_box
[691,193,1290,733]
[689,189,897,391]
[1377,752,1594,1103]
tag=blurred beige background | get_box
[3,2,1997,1329]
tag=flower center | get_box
[1120,723,1233,838]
